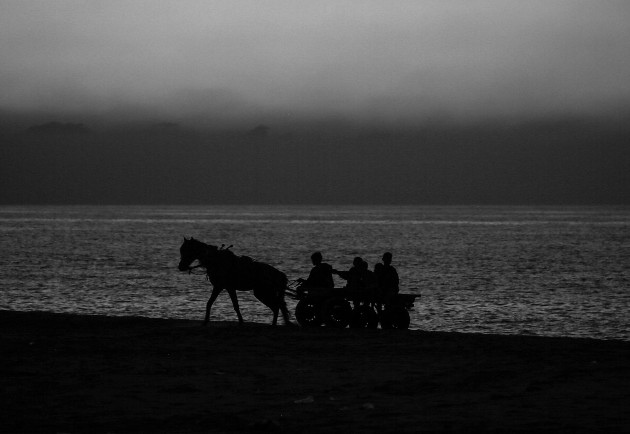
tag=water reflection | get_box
[0,205,629,340]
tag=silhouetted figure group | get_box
[298,251,400,307]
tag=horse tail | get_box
[250,261,290,314]
[277,272,292,322]
[277,271,290,311]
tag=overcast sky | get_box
[1,0,629,126]
[1,1,629,204]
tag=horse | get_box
[178,237,292,326]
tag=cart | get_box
[286,284,420,329]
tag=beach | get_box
[1,310,629,433]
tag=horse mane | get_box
[187,237,216,251]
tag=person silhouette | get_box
[334,257,378,307]
[298,251,334,289]
[359,259,379,301]
[333,256,364,290]
[374,252,399,306]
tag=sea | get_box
[0,205,628,340]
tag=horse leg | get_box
[271,305,280,326]
[226,288,244,324]
[276,291,292,326]
[280,301,292,326]
[204,286,223,326]
[252,287,278,326]
[271,291,292,326]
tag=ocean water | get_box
[0,205,628,340]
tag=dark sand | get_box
[1,310,629,433]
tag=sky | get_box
[1,1,629,205]
[1,0,630,127]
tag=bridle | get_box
[180,238,209,274]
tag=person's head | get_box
[360,260,369,271]
[352,256,363,267]
[382,252,393,265]
[311,251,323,265]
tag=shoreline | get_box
[1,310,629,432]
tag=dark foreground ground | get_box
[1,310,629,433]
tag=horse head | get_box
[178,237,216,272]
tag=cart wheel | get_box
[323,297,352,328]
[350,305,379,329]
[379,306,410,330]
[295,299,323,327]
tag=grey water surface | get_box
[1,205,628,340]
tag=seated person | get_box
[334,257,378,306]
[374,251,399,305]
[333,256,364,290]
[298,251,334,289]
[359,260,379,294]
